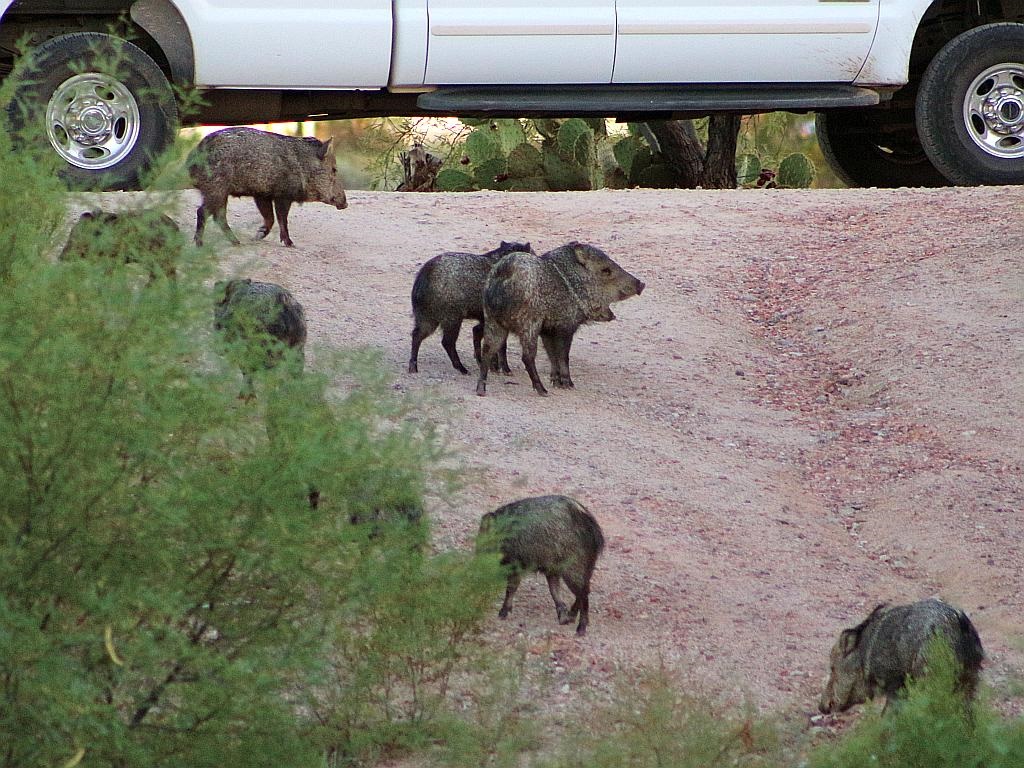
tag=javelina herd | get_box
[63,126,989,719]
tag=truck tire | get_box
[917,23,1024,186]
[9,32,178,191]
[815,110,948,188]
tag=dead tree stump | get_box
[397,143,443,191]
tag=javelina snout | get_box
[478,495,605,636]
[819,599,984,714]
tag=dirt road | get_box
[107,185,1024,722]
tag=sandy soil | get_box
[99,185,1024,729]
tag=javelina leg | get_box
[546,573,572,625]
[563,573,590,635]
[208,194,240,245]
[541,332,574,389]
[476,322,509,396]
[440,321,469,374]
[475,323,513,373]
[520,330,548,396]
[274,199,294,247]
[498,571,522,618]
[472,322,484,364]
[409,317,438,374]
[194,204,206,246]
[498,340,512,373]
[254,196,275,239]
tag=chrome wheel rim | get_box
[963,63,1024,159]
[45,73,141,169]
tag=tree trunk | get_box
[644,114,743,189]
[701,114,742,189]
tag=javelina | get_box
[214,278,307,398]
[60,209,182,280]
[408,241,534,375]
[476,242,644,396]
[188,127,347,248]
[478,495,605,636]
[819,599,984,714]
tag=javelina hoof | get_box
[476,381,487,396]
[455,362,469,375]
[256,226,270,240]
[497,607,510,619]
[551,374,574,389]
[532,382,549,396]
[282,237,295,247]
[408,360,419,374]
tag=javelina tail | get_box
[959,611,985,670]
[271,294,306,346]
[411,259,436,312]
[566,498,605,574]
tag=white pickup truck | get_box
[2,0,1022,190]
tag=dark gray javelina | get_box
[214,278,307,398]
[188,127,347,248]
[60,209,183,280]
[408,241,534,375]
[819,598,984,714]
[478,495,605,636]
[476,242,644,396]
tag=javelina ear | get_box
[317,137,335,161]
[571,242,591,264]
[838,627,862,656]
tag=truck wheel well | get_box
[912,0,1024,77]
[0,0,192,85]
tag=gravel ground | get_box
[91,185,1024,731]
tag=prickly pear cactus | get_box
[612,131,676,188]
[735,153,762,186]
[441,118,608,191]
[776,152,816,188]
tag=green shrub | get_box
[540,666,781,768]
[0,61,504,768]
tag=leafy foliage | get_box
[0,61,503,767]
[539,665,782,768]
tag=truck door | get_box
[425,0,617,84]
[182,0,394,88]
[613,0,880,84]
